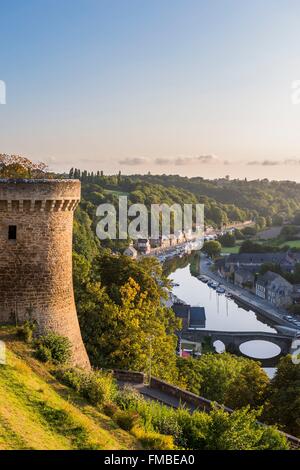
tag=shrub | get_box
[81,371,117,406]
[219,233,236,247]
[102,401,120,418]
[176,408,209,449]
[54,367,117,407]
[54,367,85,392]
[257,426,290,450]
[115,385,145,410]
[34,334,72,364]
[17,321,36,343]
[242,226,257,237]
[35,344,52,363]
[114,409,140,431]
[150,407,183,444]
[132,426,174,450]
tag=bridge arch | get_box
[181,329,295,366]
[239,340,281,360]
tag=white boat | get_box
[216,286,226,294]
[208,281,218,289]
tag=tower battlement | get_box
[0,179,90,369]
[0,179,80,212]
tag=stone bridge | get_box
[182,329,296,366]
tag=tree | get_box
[219,232,236,247]
[259,263,283,276]
[280,225,299,241]
[177,353,269,409]
[265,216,272,227]
[263,355,300,437]
[201,240,222,258]
[0,154,49,178]
[79,277,179,382]
[201,407,288,450]
[293,210,300,225]
[234,229,245,240]
[272,214,284,226]
[256,216,266,230]
[74,250,180,383]
[242,226,257,237]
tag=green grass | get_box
[0,327,139,450]
[279,239,300,248]
[220,238,275,254]
[220,240,243,254]
[220,245,240,254]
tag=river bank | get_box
[199,255,297,331]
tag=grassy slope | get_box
[279,239,300,248]
[0,327,139,450]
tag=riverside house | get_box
[255,271,293,308]
[221,252,297,274]
[234,268,255,289]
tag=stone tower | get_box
[0,179,90,369]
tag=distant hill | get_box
[0,327,139,450]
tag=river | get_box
[165,255,279,377]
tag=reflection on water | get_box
[264,368,276,379]
[240,340,281,359]
[170,265,276,333]
[168,262,280,371]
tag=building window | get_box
[8,225,17,240]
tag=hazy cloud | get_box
[155,157,171,165]
[119,156,300,168]
[174,157,194,166]
[247,158,300,166]
[247,160,280,166]
[196,155,219,164]
[284,158,300,165]
[154,154,221,166]
[119,157,148,166]
[262,160,281,166]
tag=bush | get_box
[242,226,257,237]
[219,233,236,247]
[234,229,245,240]
[34,333,72,364]
[176,408,209,449]
[17,321,36,343]
[114,410,140,431]
[54,367,117,407]
[102,401,120,418]
[35,344,52,362]
[150,407,183,444]
[132,426,174,450]
[54,367,85,392]
[115,385,145,411]
[81,371,117,406]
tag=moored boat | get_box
[198,275,208,283]
[208,281,218,289]
[216,285,226,294]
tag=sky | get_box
[1,0,300,180]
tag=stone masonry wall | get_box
[0,179,90,369]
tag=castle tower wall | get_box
[0,179,90,369]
